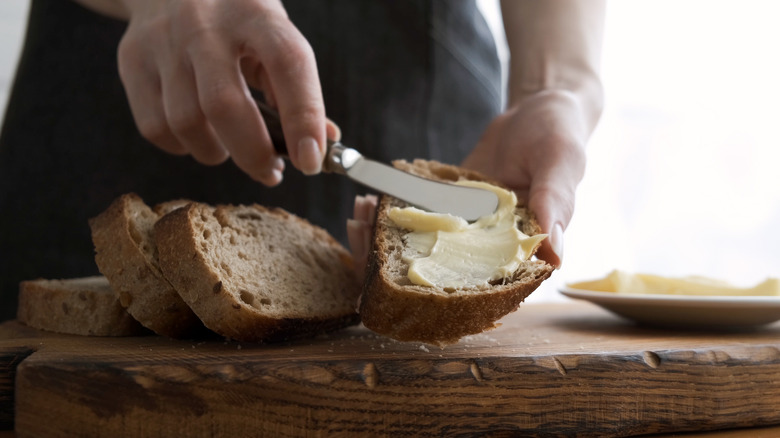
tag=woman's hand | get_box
[347,194,378,284]
[345,91,591,273]
[112,0,326,185]
[462,90,589,268]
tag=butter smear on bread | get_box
[388,180,546,288]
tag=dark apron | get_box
[0,0,501,319]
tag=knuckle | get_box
[199,85,244,120]
[280,102,323,126]
[263,27,315,75]
[117,39,143,82]
[167,105,205,134]
[135,116,170,145]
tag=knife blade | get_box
[255,100,499,221]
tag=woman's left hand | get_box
[462,89,590,268]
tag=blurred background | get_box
[2,1,778,301]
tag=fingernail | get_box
[551,223,564,268]
[259,168,283,187]
[273,156,285,172]
[298,136,322,175]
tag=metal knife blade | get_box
[255,100,499,221]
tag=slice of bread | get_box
[153,202,361,343]
[89,193,203,338]
[17,276,148,336]
[359,159,555,346]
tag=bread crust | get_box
[89,193,203,338]
[17,276,148,336]
[154,203,361,343]
[359,159,554,346]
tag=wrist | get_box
[508,74,603,138]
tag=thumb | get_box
[527,181,576,269]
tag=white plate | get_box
[559,286,780,328]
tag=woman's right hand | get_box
[108,0,328,186]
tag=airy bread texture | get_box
[154,202,361,343]
[89,193,203,338]
[359,159,554,346]
[17,276,147,336]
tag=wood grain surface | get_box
[2,301,780,437]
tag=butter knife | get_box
[256,101,498,221]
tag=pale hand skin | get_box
[347,195,378,284]
[462,90,589,268]
[74,0,333,186]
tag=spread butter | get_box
[388,180,546,288]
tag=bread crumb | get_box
[462,333,499,344]
[419,345,430,353]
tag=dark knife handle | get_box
[253,99,347,175]
[254,99,288,157]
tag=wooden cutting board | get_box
[2,301,780,437]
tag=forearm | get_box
[71,0,129,20]
[501,0,605,133]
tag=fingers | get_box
[353,194,378,224]
[248,24,325,176]
[347,194,378,282]
[190,39,285,186]
[118,36,186,156]
[346,219,371,283]
[117,1,325,186]
[160,58,229,165]
[526,156,581,268]
[527,186,570,269]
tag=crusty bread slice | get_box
[17,276,148,336]
[89,193,203,338]
[153,202,361,343]
[359,159,555,346]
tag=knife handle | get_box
[254,99,351,175]
[254,99,288,157]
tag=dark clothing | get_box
[0,0,501,320]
